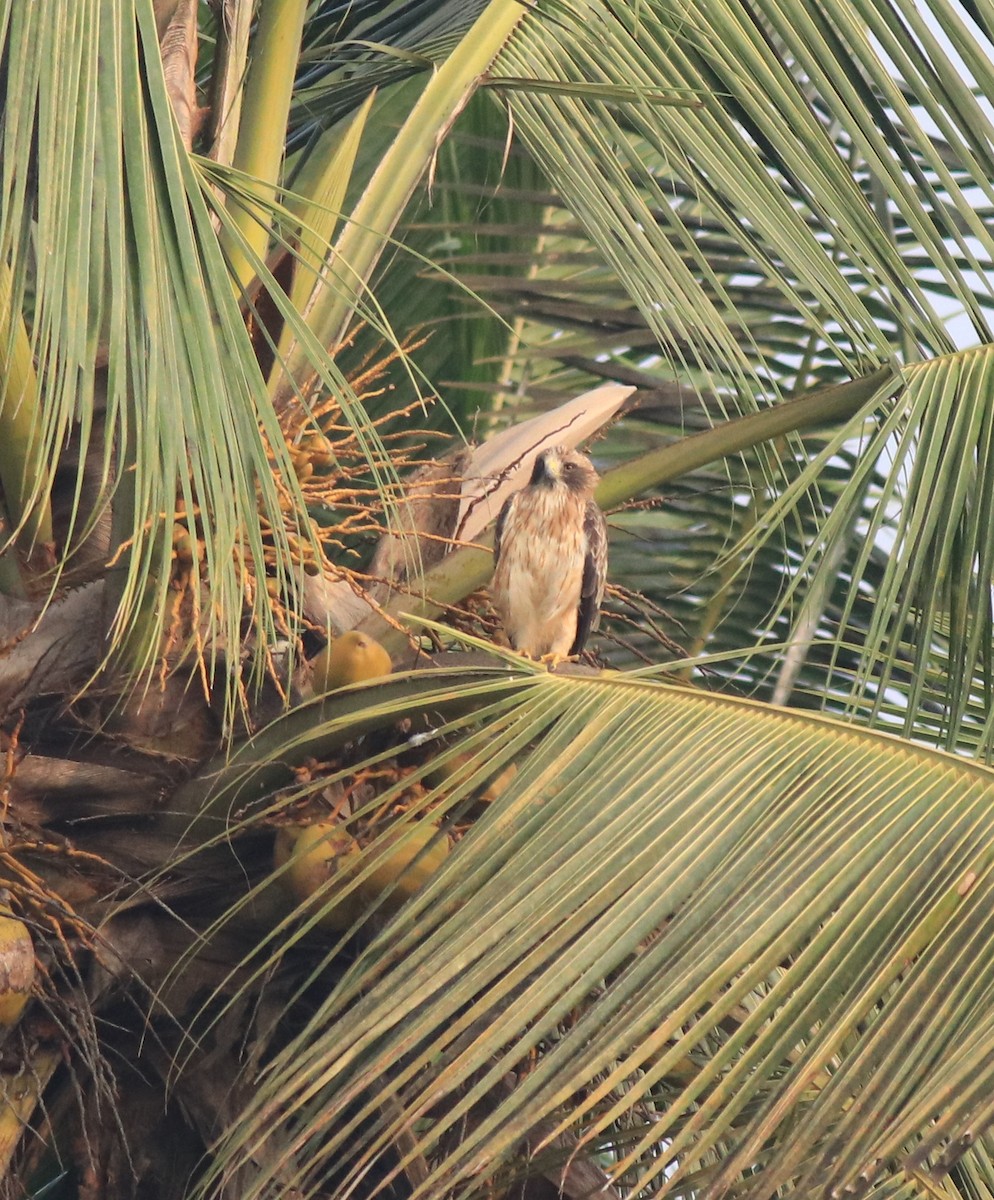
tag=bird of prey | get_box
[491,445,607,659]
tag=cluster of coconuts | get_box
[307,630,520,798]
[425,751,518,805]
[290,431,335,482]
[274,819,450,931]
[275,630,453,930]
[171,429,335,578]
[276,632,521,932]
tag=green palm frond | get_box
[496,0,994,367]
[292,89,550,426]
[593,348,994,758]
[0,2,309,700]
[394,0,994,758]
[183,667,994,1199]
[288,1,490,146]
[723,348,994,754]
[0,0,529,723]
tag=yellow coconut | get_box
[311,631,392,692]
[0,907,34,1027]
[298,432,336,471]
[425,751,517,804]
[424,748,475,789]
[172,522,194,565]
[292,455,314,482]
[273,824,303,871]
[278,822,363,931]
[479,761,518,804]
[358,823,450,911]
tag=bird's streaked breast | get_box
[492,487,590,658]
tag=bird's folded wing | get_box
[571,501,608,655]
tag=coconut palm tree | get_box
[4,0,994,1197]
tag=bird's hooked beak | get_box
[531,450,562,487]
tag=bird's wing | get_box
[494,492,516,565]
[570,500,608,655]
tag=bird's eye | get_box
[563,462,577,473]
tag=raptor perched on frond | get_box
[491,446,607,660]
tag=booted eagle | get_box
[492,446,607,659]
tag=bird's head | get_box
[530,445,599,494]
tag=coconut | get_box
[311,631,392,692]
[298,432,336,471]
[424,748,475,789]
[358,823,450,911]
[277,822,363,931]
[172,522,194,565]
[425,751,518,804]
[0,908,34,1026]
[479,761,518,803]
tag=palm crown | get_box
[1,1,994,1197]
